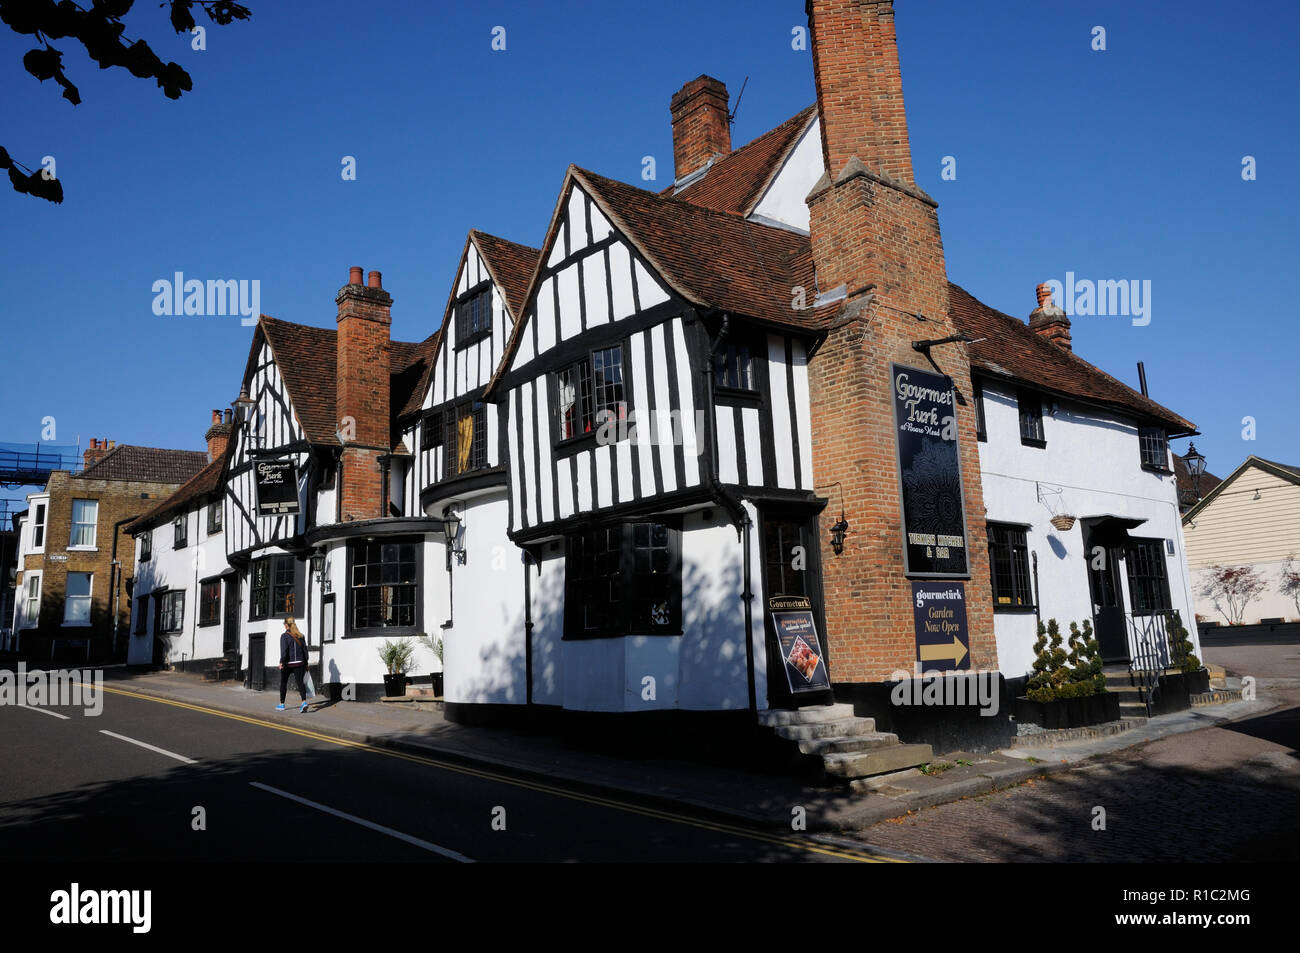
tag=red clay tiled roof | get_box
[579,167,830,330]
[948,283,1197,434]
[393,331,441,421]
[664,105,817,217]
[472,230,541,320]
[126,452,227,533]
[76,444,209,485]
[257,316,435,446]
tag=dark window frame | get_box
[159,590,185,634]
[1138,426,1170,472]
[563,519,683,640]
[173,513,188,549]
[248,555,301,622]
[420,408,444,454]
[134,593,148,635]
[1018,389,1046,448]
[207,501,223,535]
[554,342,628,449]
[345,537,422,637]
[443,400,489,480]
[453,285,493,349]
[199,579,222,627]
[138,528,152,563]
[973,379,987,442]
[712,336,759,395]
[1124,537,1172,616]
[987,523,1035,611]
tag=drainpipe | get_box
[110,513,141,660]
[703,312,757,714]
[379,454,392,518]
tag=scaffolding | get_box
[0,442,81,488]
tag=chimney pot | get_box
[367,270,382,289]
[107,440,115,449]
[349,266,363,285]
[212,409,222,425]
[1036,283,1054,310]
[1029,282,1072,351]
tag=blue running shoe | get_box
[275,704,286,711]
[300,701,309,713]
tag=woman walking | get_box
[277,617,310,712]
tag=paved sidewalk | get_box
[97,668,1272,833]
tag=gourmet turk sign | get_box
[254,459,300,517]
[891,364,969,577]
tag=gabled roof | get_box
[75,444,209,485]
[663,105,817,217]
[948,283,1197,435]
[486,165,837,395]
[471,230,541,320]
[255,316,438,444]
[126,452,227,534]
[1182,455,1300,523]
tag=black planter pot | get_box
[1185,667,1211,695]
[1157,672,1193,714]
[1016,691,1121,729]
[430,673,444,697]
[383,673,407,698]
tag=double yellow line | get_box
[96,683,906,863]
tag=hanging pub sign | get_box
[912,581,971,672]
[891,363,969,577]
[769,595,831,693]
[254,459,300,517]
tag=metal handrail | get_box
[1127,609,1172,717]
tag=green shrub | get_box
[1027,619,1070,702]
[1167,611,1202,674]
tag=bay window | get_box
[564,520,681,638]
[348,538,420,634]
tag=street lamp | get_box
[441,506,465,568]
[1183,443,1207,503]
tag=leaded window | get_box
[987,524,1033,609]
[349,540,419,631]
[557,345,625,441]
[564,521,681,638]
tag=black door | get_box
[222,579,240,654]
[760,509,832,709]
[246,633,265,691]
[1085,531,1128,662]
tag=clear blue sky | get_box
[2,0,1296,507]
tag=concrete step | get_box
[773,717,878,741]
[822,743,935,779]
[757,703,855,727]
[1118,701,1150,719]
[795,731,901,757]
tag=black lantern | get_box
[1183,443,1207,501]
[830,515,849,556]
[442,506,465,567]
[310,550,326,575]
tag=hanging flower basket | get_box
[1050,515,1077,532]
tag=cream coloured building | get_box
[1182,457,1300,625]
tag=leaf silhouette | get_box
[22,47,62,81]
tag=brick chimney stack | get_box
[670,75,731,182]
[1028,283,1072,351]
[803,0,997,681]
[336,266,393,521]
[205,408,233,462]
[83,438,112,469]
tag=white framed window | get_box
[69,499,99,548]
[64,572,92,625]
[22,573,41,628]
[32,502,47,550]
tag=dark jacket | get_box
[280,631,308,666]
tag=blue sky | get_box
[2,0,1296,506]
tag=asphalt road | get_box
[0,686,906,864]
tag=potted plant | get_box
[1015,618,1119,728]
[378,638,416,697]
[417,633,444,696]
[1160,611,1209,703]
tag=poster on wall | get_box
[254,459,300,517]
[891,363,969,577]
[912,581,971,672]
[770,596,831,693]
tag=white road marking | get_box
[99,729,197,764]
[249,781,474,863]
[19,706,70,720]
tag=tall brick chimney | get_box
[803,0,997,681]
[336,266,392,521]
[1028,283,1072,351]
[670,75,731,182]
[204,408,233,462]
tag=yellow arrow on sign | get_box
[919,637,968,666]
